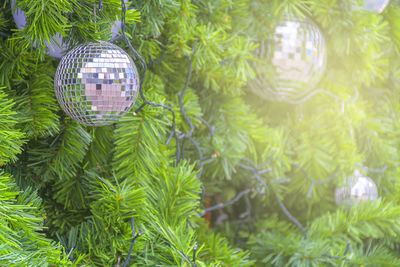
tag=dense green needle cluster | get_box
[1,0,400,266]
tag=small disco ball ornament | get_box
[335,170,378,207]
[362,0,390,13]
[249,16,327,101]
[54,41,139,126]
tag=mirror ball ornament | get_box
[54,41,139,126]
[249,17,327,101]
[335,170,378,206]
[362,0,390,13]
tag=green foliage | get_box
[309,200,400,243]
[15,63,60,137]
[197,232,254,266]
[0,171,73,266]
[0,40,37,87]
[250,201,400,266]
[25,119,92,182]
[0,87,25,165]
[2,0,400,266]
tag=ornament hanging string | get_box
[237,158,271,193]
[201,157,307,236]
[321,241,351,262]
[177,43,197,141]
[355,164,388,173]
[200,189,251,215]
[123,217,142,267]
[255,77,359,108]
[290,163,339,198]
[193,115,215,143]
[238,158,306,237]
[178,244,198,267]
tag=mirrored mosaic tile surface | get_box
[335,171,378,207]
[250,17,326,101]
[362,0,389,13]
[54,41,139,126]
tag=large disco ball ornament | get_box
[335,170,378,207]
[250,17,327,101]
[362,0,390,13]
[54,41,139,126]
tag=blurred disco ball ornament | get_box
[335,170,378,206]
[249,17,326,101]
[54,41,139,126]
[362,0,390,13]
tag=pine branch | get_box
[0,172,73,266]
[0,87,25,165]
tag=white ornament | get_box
[335,170,378,206]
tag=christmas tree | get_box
[1,0,400,266]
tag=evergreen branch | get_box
[203,157,347,244]
[182,136,205,201]
[120,0,177,145]
[309,199,400,242]
[64,246,74,263]
[10,0,73,58]
[0,88,25,165]
[0,32,10,38]
[0,173,72,265]
[183,136,203,179]
[42,121,91,181]
[22,66,60,137]
[140,40,203,184]
[198,232,253,266]
[113,108,171,181]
